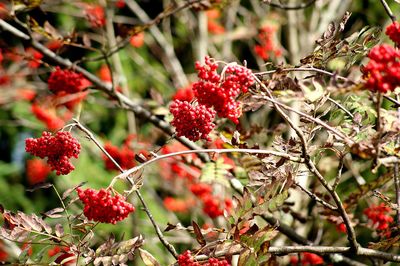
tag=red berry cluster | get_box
[169,57,253,140]
[178,250,230,266]
[31,103,66,131]
[190,183,232,218]
[170,100,216,141]
[290,252,324,265]
[26,159,51,185]
[115,0,126,9]
[173,84,195,102]
[103,142,135,171]
[48,67,88,95]
[193,56,254,124]
[363,44,400,93]
[26,47,43,69]
[386,21,400,46]
[25,131,81,175]
[206,9,225,35]
[364,203,393,231]
[254,26,282,60]
[84,5,106,28]
[76,188,135,224]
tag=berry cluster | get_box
[206,9,225,35]
[76,188,135,224]
[129,32,145,48]
[163,197,191,213]
[193,56,254,124]
[290,252,324,265]
[26,47,43,69]
[386,21,400,46]
[364,203,393,231]
[31,103,66,131]
[48,67,88,95]
[170,100,216,141]
[254,26,282,61]
[190,182,232,218]
[363,44,400,93]
[25,131,81,175]
[84,5,105,28]
[173,84,195,102]
[363,22,400,93]
[178,250,230,266]
[169,57,254,140]
[26,159,51,185]
[103,142,135,171]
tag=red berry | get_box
[48,67,88,94]
[386,21,400,46]
[84,5,105,28]
[362,44,400,93]
[25,131,81,175]
[76,188,135,224]
[103,142,135,171]
[170,100,216,141]
[26,159,51,185]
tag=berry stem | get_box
[379,0,397,23]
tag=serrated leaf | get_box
[200,158,231,186]
[139,248,160,266]
[268,190,289,212]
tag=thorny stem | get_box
[72,119,178,258]
[379,0,397,23]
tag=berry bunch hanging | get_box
[48,67,89,95]
[170,57,254,140]
[386,21,400,47]
[177,250,230,266]
[363,22,400,93]
[76,188,135,224]
[170,100,216,141]
[25,131,81,175]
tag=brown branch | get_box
[295,182,338,211]
[262,0,317,10]
[379,0,397,23]
[193,245,400,263]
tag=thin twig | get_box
[379,0,397,23]
[262,0,317,10]
[295,182,338,211]
[255,66,350,82]
[395,94,400,225]
[193,245,400,262]
[332,156,345,190]
[115,148,304,181]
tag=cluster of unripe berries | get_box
[170,57,254,141]
[363,21,400,93]
[178,250,230,266]
[76,187,135,224]
[25,131,81,175]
